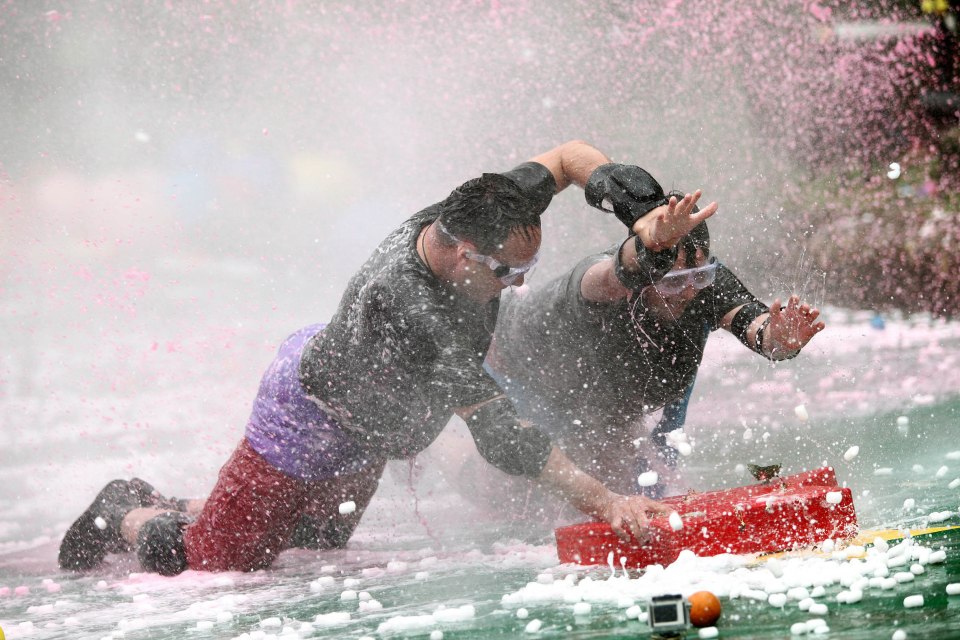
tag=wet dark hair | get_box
[437,173,541,254]
[666,190,710,267]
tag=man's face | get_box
[641,247,710,321]
[456,227,541,302]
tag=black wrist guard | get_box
[585,163,670,229]
[614,235,678,291]
[731,301,769,354]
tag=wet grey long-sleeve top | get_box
[299,162,556,477]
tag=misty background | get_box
[2,1,956,550]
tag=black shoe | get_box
[58,478,163,571]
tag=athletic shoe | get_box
[58,478,162,571]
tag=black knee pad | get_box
[137,512,191,576]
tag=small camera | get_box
[647,593,691,638]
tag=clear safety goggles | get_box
[463,250,538,286]
[435,219,539,286]
[653,257,718,295]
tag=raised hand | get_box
[764,295,825,355]
[632,190,718,251]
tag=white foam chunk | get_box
[669,512,683,531]
[625,605,641,619]
[903,498,915,510]
[338,501,356,515]
[572,602,592,616]
[525,619,542,633]
[260,617,282,628]
[892,630,907,640]
[897,416,909,426]
[874,468,893,476]
[936,466,949,478]
[928,550,947,564]
[313,611,351,626]
[903,595,924,608]
[825,491,843,505]
[94,516,107,530]
[430,631,443,640]
[808,603,828,615]
[794,405,809,421]
[516,608,529,619]
[948,478,960,489]
[768,593,787,607]
[946,583,960,595]
[699,627,719,639]
[341,590,358,601]
[637,471,659,487]
[843,446,859,461]
[791,621,808,635]
[946,451,960,460]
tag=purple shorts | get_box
[244,324,376,480]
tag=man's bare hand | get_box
[600,493,672,543]
[632,190,717,251]
[765,295,825,355]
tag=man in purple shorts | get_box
[58,141,712,575]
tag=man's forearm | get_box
[536,446,612,519]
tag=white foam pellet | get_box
[314,611,351,626]
[903,595,924,608]
[344,577,361,587]
[678,442,693,456]
[699,627,719,639]
[825,491,843,505]
[874,468,894,476]
[358,591,372,601]
[197,620,214,630]
[936,466,949,478]
[809,603,828,615]
[310,576,335,592]
[93,516,108,531]
[338,501,356,515]
[525,619,542,633]
[572,602,592,615]
[260,617,282,628]
[625,605,641,619]
[798,597,814,611]
[946,583,960,595]
[947,451,960,460]
[912,464,925,474]
[910,564,925,575]
[806,618,827,631]
[882,578,898,590]
[903,498,916,510]
[637,471,659,487]
[813,627,831,635]
[795,405,809,421]
[843,446,860,461]
[894,572,915,583]
[788,587,810,601]
[948,479,960,489]
[359,599,383,612]
[341,590,358,601]
[892,630,907,640]
[669,512,683,531]
[769,593,787,608]
[735,463,747,475]
[897,416,909,426]
[791,621,808,635]
[810,586,826,598]
[516,608,529,619]
[928,550,947,564]
[430,631,443,640]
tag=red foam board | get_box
[555,467,858,567]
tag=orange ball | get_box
[688,591,722,628]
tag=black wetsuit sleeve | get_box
[701,264,765,329]
[463,396,553,477]
[500,162,557,216]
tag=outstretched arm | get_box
[721,295,825,360]
[536,446,672,542]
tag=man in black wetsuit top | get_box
[488,167,825,499]
[59,141,688,576]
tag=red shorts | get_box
[183,438,382,572]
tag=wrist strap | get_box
[731,301,769,354]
